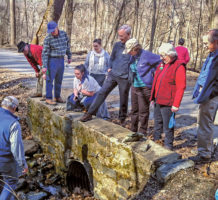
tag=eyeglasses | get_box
[160,54,167,58]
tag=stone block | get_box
[156,159,194,183]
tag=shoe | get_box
[54,97,65,103]
[122,132,145,143]
[73,108,83,112]
[30,93,42,98]
[46,99,57,105]
[189,154,211,163]
[40,96,46,101]
[80,113,92,122]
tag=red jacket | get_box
[150,59,186,107]
[175,46,190,65]
[25,44,43,73]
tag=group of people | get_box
[0,20,217,199]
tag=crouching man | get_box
[17,41,46,100]
[0,96,28,199]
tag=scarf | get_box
[89,49,105,74]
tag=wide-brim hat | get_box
[47,21,58,33]
[123,38,139,54]
[17,41,27,52]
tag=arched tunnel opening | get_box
[66,160,93,194]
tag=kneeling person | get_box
[67,64,109,120]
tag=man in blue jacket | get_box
[80,25,131,124]
[0,96,28,199]
[190,29,218,163]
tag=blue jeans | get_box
[0,161,18,200]
[67,93,110,119]
[46,57,64,99]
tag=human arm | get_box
[10,122,28,174]
[184,48,190,64]
[65,33,72,64]
[25,55,40,73]
[172,65,186,111]
[108,43,117,70]
[42,36,50,69]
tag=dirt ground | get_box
[0,68,217,200]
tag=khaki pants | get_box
[197,96,218,158]
[36,68,46,97]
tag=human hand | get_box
[22,167,28,174]
[108,68,112,72]
[42,68,47,74]
[68,59,72,64]
[42,74,46,80]
[171,106,179,112]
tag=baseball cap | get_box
[47,21,58,33]
[123,38,139,54]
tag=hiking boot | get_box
[46,99,57,105]
[80,113,92,122]
[30,93,42,98]
[54,97,65,103]
[122,132,145,143]
[189,154,210,163]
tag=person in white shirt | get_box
[66,64,110,120]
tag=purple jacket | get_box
[130,49,160,88]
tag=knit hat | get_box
[158,43,177,57]
[123,38,139,54]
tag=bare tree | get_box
[32,0,66,45]
[149,0,157,52]
[65,0,77,46]
[24,0,28,38]
[10,0,16,46]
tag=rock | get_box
[23,140,39,156]
[17,191,27,200]
[156,159,194,183]
[38,182,62,195]
[16,178,27,191]
[28,160,38,168]
[26,192,48,200]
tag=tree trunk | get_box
[149,0,157,52]
[65,0,77,47]
[93,0,98,39]
[10,0,16,46]
[194,0,203,71]
[24,0,28,39]
[32,0,66,45]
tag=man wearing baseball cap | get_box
[17,41,45,100]
[0,96,28,199]
[42,21,72,105]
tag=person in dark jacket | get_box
[122,38,160,142]
[0,96,28,200]
[80,25,131,124]
[150,43,186,150]
[189,29,218,163]
[17,41,45,99]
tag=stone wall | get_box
[27,98,189,200]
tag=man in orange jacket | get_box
[17,41,45,99]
